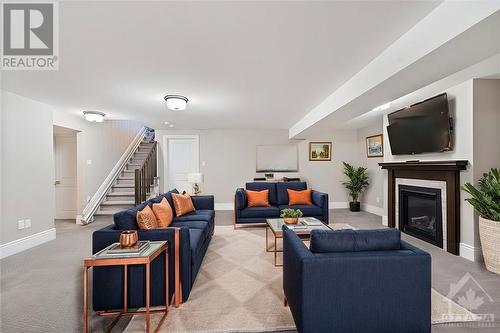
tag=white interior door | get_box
[54,134,77,219]
[165,136,199,193]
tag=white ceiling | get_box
[1,1,441,130]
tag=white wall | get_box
[473,79,500,180]
[53,111,143,213]
[1,91,56,247]
[381,80,478,260]
[156,128,359,208]
[357,120,385,215]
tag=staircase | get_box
[94,140,156,216]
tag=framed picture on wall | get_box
[309,142,332,161]
[366,134,383,158]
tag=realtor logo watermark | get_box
[1,1,58,70]
[440,272,495,328]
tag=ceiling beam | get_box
[289,1,500,138]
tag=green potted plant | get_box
[462,168,500,274]
[342,161,369,212]
[280,208,303,225]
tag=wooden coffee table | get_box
[265,217,332,267]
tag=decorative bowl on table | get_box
[120,230,138,248]
[283,217,299,225]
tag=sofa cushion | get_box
[172,221,210,239]
[276,182,307,205]
[240,206,280,218]
[159,189,179,213]
[278,204,323,217]
[189,229,205,264]
[246,182,277,206]
[310,229,401,253]
[246,189,270,207]
[152,197,173,228]
[172,193,196,216]
[173,210,214,223]
[136,205,158,230]
[287,189,313,205]
[113,202,148,230]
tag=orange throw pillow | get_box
[136,205,158,230]
[246,189,270,207]
[152,197,173,228]
[172,193,195,216]
[287,188,313,205]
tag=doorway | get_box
[53,126,78,220]
[163,135,199,193]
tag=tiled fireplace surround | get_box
[380,160,468,255]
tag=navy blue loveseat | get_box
[92,190,214,311]
[283,227,431,333]
[234,182,328,226]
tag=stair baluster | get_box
[135,141,158,204]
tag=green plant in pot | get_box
[462,168,500,274]
[280,208,303,225]
[342,161,369,212]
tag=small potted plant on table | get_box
[280,208,303,225]
[462,168,500,274]
[342,161,369,212]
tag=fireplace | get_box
[399,185,443,247]
[379,160,468,255]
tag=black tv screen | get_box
[386,93,452,155]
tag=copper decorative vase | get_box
[120,230,138,248]
[284,217,299,225]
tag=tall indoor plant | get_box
[462,168,500,274]
[342,162,369,212]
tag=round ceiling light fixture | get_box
[164,95,188,111]
[83,110,105,122]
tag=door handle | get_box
[54,180,61,185]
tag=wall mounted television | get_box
[386,93,452,155]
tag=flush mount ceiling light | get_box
[83,111,105,122]
[164,95,188,111]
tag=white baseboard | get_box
[459,242,483,262]
[0,228,56,259]
[361,203,385,216]
[215,203,233,211]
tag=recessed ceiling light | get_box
[169,124,174,128]
[164,95,188,111]
[83,111,105,122]
[164,121,170,125]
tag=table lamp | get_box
[187,172,204,195]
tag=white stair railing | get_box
[80,126,147,224]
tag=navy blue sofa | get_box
[92,190,214,311]
[283,227,431,333]
[234,182,328,226]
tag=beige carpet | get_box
[124,225,478,333]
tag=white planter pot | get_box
[479,216,500,275]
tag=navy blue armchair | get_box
[234,182,329,226]
[283,227,431,333]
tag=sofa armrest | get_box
[311,190,329,223]
[191,195,214,210]
[283,227,313,331]
[235,188,247,211]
